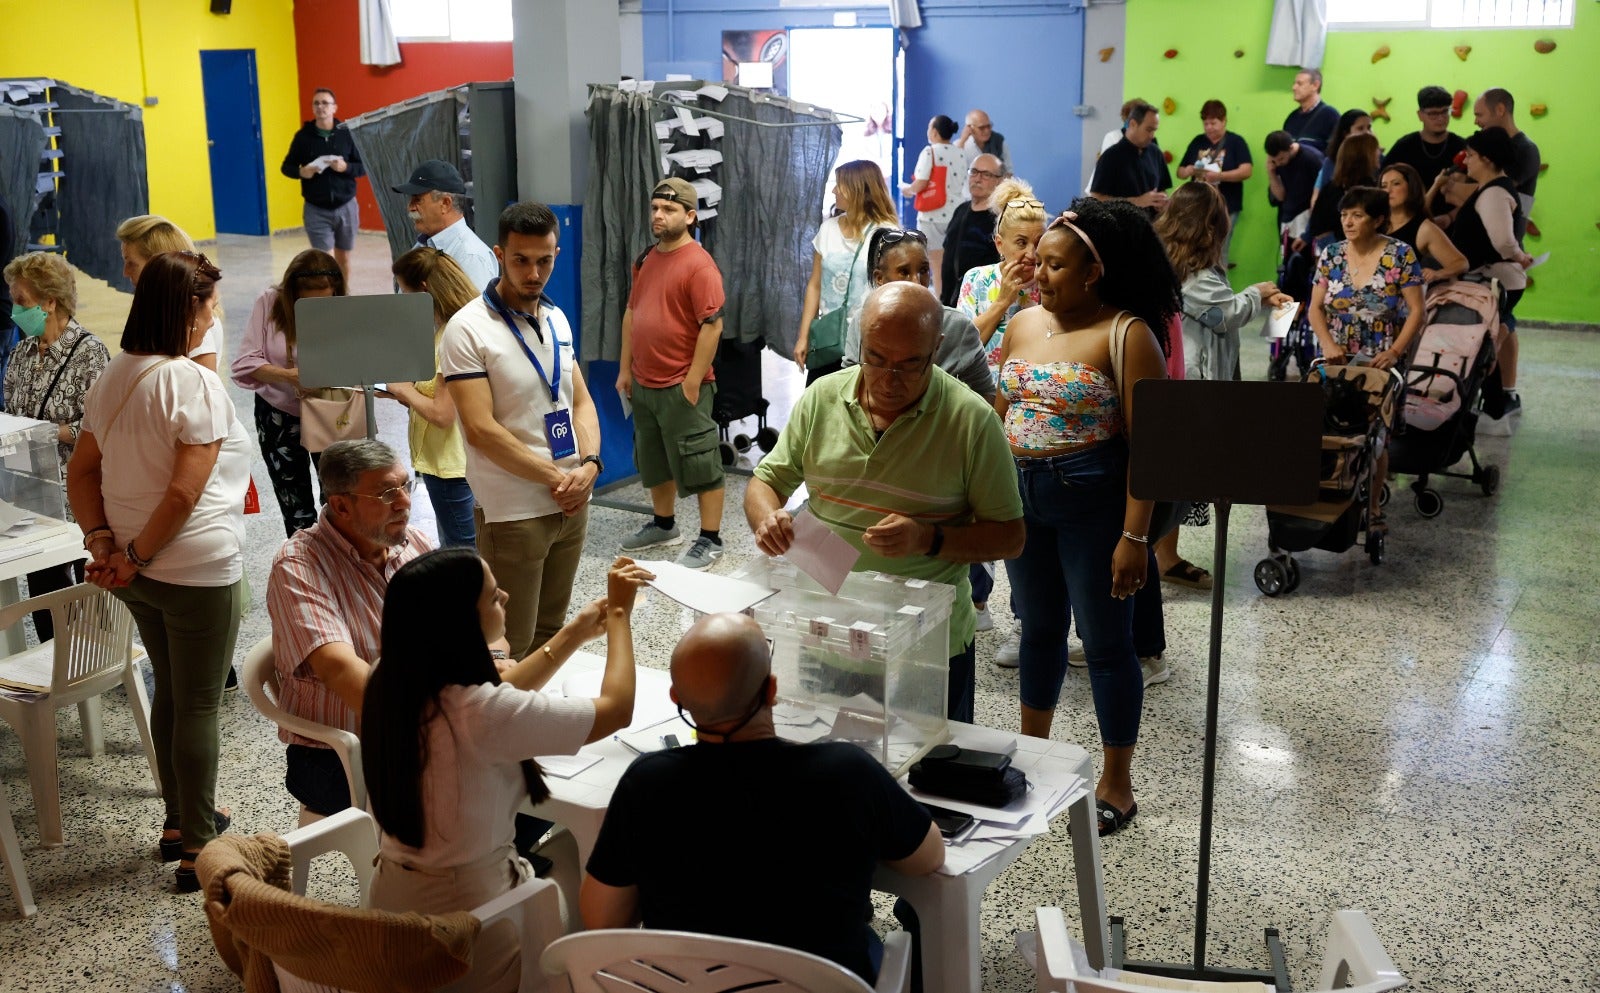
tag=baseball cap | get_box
[393,159,468,196]
[651,177,698,211]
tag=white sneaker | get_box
[1141,655,1171,687]
[995,635,1020,668]
[1068,642,1087,668]
[1478,411,1513,436]
[974,605,994,632]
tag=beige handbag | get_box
[299,388,368,453]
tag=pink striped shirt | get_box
[265,509,433,746]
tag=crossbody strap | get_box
[100,358,178,438]
[838,227,871,313]
[34,331,89,421]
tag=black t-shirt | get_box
[940,202,999,307]
[1178,131,1253,214]
[1509,131,1540,197]
[1283,101,1340,151]
[586,738,933,982]
[1382,132,1467,191]
[1090,137,1171,200]
[1271,144,1324,224]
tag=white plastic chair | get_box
[0,583,159,848]
[1033,906,1406,993]
[240,636,367,826]
[1,770,36,918]
[541,928,913,993]
[270,807,563,993]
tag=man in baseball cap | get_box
[391,158,497,289]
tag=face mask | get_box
[10,304,47,338]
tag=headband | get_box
[1047,211,1105,274]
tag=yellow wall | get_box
[0,0,302,240]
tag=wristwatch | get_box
[581,453,605,475]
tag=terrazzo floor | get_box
[2,231,1597,992]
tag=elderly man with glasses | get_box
[745,283,1024,723]
[938,153,1006,307]
[265,439,434,818]
[956,108,1014,176]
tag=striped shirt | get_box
[265,509,433,746]
[752,365,1022,654]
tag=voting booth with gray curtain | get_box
[581,81,843,365]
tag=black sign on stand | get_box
[1120,378,1323,987]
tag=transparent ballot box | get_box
[734,559,952,776]
[0,414,64,524]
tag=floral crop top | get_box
[1000,358,1124,451]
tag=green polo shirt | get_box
[754,365,1023,654]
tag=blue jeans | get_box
[1012,442,1142,747]
[948,640,976,724]
[421,473,477,548]
[968,562,994,606]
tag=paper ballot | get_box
[1261,300,1301,339]
[784,510,859,595]
[1528,251,1551,269]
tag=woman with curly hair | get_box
[993,197,1180,836]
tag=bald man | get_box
[956,108,1014,175]
[939,153,1005,307]
[746,284,1024,723]
[581,612,943,982]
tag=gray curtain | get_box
[0,107,47,265]
[52,83,148,292]
[580,82,842,363]
[345,90,469,262]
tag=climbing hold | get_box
[1371,97,1392,123]
[1526,219,1541,238]
[1163,97,1177,115]
[1534,39,1556,54]
[1530,103,1548,118]
[1372,45,1391,64]
[1233,49,1245,59]
[1454,45,1472,61]
[1099,47,1115,62]
[1163,149,1174,164]
[1451,90,1468,119]
[1164,48,1179,59]
[1539,162,1549,173]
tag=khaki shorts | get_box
[631,381,725,495]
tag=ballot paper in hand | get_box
[635,559,776,615]
[1260,300,1301,340]
[1527,251,1551,269]
[784,510,859,594]
[308,154,340,174]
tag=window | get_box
[1328,0,1573,29]
[390,0,512,43]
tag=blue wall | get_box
[638,0,1087,215]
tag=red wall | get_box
[291,0,514,229]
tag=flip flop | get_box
[1096,797,1138,837]
[1161,560,1213,590]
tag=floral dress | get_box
[1315,236,1424,357]
[957,263,1042,370]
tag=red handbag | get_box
[913,164,948,212]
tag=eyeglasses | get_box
[1046,210,1106,274]
[968,168,1003,180]
[861,353,933,379]
[312,100,336,106]
[346,477,417,507]
[1419,108,1450,117]
[972,123,993,131]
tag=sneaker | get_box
[1068,642,1087,669]
[974,605,994,632]
[1141,655,1171,688]
[675,536,723,570]
[1502,391,1522,416]
[223,667,238,693]
[620,521,682,552]
[995,635,1020,668]
[1478,411,1513,436]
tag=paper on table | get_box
[634,559,775,616]
[561,669,681,731]
[1528,251,1551,269]
[1260,300,1301,339]
[784,509,859,594]
[535,753,603,779]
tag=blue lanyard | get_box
[483,282,561,404]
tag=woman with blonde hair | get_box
[115,215,222,371]
[957,177,1047,371]
[230,249,347,536]
[794,159,898,383]
[385,247,478,547]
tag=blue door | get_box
[199,49,269,236]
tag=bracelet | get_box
[82,527,113,549]
[1121,531,1149,544]
[124,540,153,569]
[489,649,510,661]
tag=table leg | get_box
[897,877,985,993]
[1068,789,1110,970]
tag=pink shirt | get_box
[231,287,302,415]
[266,509,433,746]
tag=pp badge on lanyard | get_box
[485,285,575,459]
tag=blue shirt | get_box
[426,216,499,291]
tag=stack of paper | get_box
[665,148,723,174]
[905,771,1088,876]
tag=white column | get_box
[511,0,622,204]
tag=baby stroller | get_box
[1268,229,1318,382]
[1387,278,1503,516]
[1256,361,1405,596]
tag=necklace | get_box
[1420,136,1449,159]
[1044,304,1109,339]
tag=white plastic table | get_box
[526,654,1110,993]
[0,519,87,655]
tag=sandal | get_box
[175,853,201,893]
[1161,559,1213,590]
[159,809,231,862]
[1096,797,1138,837]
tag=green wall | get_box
[1125,2,1596,324]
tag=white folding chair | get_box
[240,636,366,826]
[0,583,159,848]
[541,927,913,993]
[268,807,562,993]
[1,770,36,918]
[1033,906,1406,993]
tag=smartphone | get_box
[920,802,976,839]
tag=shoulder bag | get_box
[1108,312,1191,541]
[806,234,868,371]
[299,387,368,453]
[913,161,948,213]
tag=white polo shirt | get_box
[439,287,580,523]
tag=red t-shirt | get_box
[627,240,725,388]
